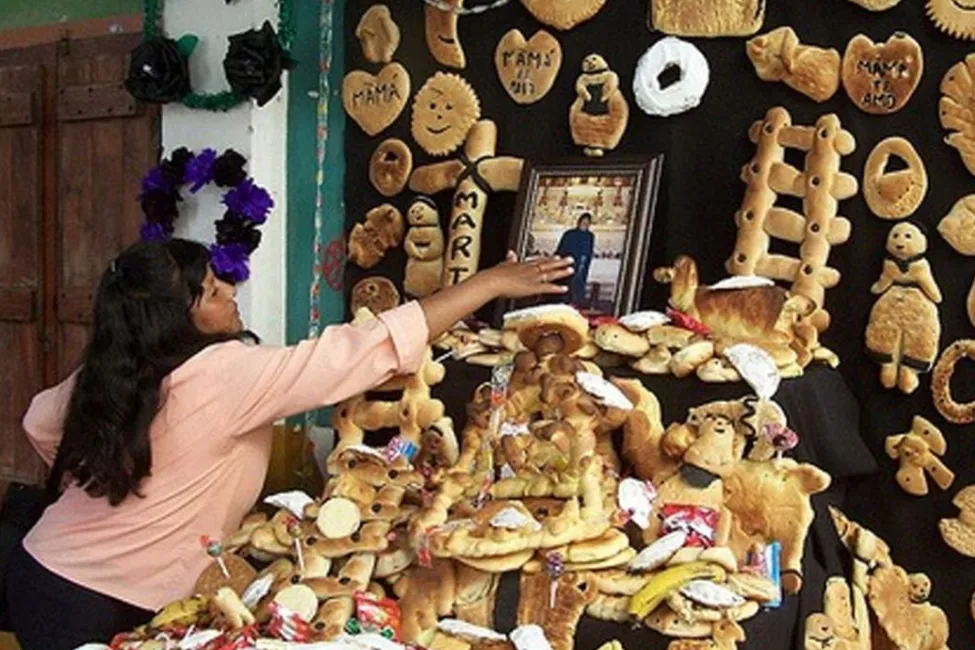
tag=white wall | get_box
[161,0,288,345]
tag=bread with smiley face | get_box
[404,196,445,298]
[411,72,481,157]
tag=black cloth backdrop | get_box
[342,1,975,647]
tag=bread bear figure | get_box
[404,196,444,297]
[865,222,942,394]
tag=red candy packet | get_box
[353,591,403,641]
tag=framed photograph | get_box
[497,156,664,321]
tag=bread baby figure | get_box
[865,222,942,394]
[404,196,444,298]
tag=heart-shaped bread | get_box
[342,62,410,136]
[494,29,562,105]
[520,0,608,31]
[841,32,923,115]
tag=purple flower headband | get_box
[138,147,272,283]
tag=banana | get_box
[149,595,209,629]
[628,561,726,619]
[597,642,625,650]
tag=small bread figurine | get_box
[803,578,870,650]
[938,195,975,255]
[863,137,927,220]
[355,5,400,64]
[369,138,412,198]
[941,55,975,176]
[884,416,955,496]
[865,222,942,394]
[424,0,465,69]
[847,0,903,8]
[841,32,923,115]
[569,54,629,157]
[746,27,840,103]
[650,0,765,37]
[927,0,975,40]
[348,204,405,269]
[520,0,608,31]
[403,197,444,298]
[939,485,975,556]
[350,277,400,315]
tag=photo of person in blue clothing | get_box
[555,213,595,306]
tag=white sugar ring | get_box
[633,37,710,117]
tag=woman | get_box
[3,238,572,650]
[555,213,596,306]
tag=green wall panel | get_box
[0,0,139,30]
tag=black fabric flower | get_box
[159,147,194,186]
[215,212,262,254]
[125,37,191,104]
[213,150,248,187]
[140,189,181,223]
[223,21,293,107]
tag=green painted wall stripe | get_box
[0,0,139,30]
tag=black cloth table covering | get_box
[343,0,975,646]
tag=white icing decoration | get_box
[490,507,541,531]
[617,478,656,529]
[629,530,688,571]
[438,619,508,641]
[241,573,275,609]
[619,310,671,332]
[710,275,775,290]
[633,37,710,117]
[511,625,554,650]
[263,490,315,519]
[680,580,746,608]
[575,372,634,410]
[500,463,517,480]
[723,344,780,399]
[503,304,582,324]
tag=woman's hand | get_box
[417,251,574,342]
[479,251,574,299]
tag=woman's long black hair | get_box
[47,239,253,506]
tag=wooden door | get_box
[0,33,159,487]
[56,33,159,376]
[0,45,55,485]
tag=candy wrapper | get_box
[241,574,275,609]
[488,362,514,436]
[267,602,313,643]
[264,491,316,520]
[745,541,783,609]
[666,308,710,336]
[660,504,718,548]
[545,552,564,608]
[179,629,224,650]
[348,592,403,642]
[723,343,780,399]
[383,436,417,463]
[762,422,799,458]
[617,478,657,529]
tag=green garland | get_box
[142,0,295,112]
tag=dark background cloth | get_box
[344,0,975,646]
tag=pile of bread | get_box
[94,305,838,650]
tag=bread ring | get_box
[633,37,709,117]
[863,137,928,220]
[932,339,975,423]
